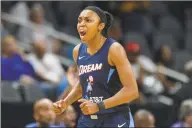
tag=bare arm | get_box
[62,44,82,106]
[58,85,72,100]
[103,43,139,109]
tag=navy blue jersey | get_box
[77,38,130,115]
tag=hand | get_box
[78,99,99,115]
[53,100,68,115]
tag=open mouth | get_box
[79,31,86,36]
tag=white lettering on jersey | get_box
[89,96,104,103]
[79,63,103,75]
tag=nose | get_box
[79,20,86,27]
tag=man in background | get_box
[134,109,155,127]
[55,105,77,128]
[25,98,58,128]
[172,99,192,128]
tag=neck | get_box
[87,34,106,55]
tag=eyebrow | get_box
[78,16,91,19]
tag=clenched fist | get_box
[78,99,99,115]
[53,100,67,115]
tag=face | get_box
[33,41,47,58]
[31,9,44,24]
[52,39,61,54]
[63,106,77,127]
[77,10,105,43]
[2,37,17,55]
[127,52,139,64]
[185,113,192,127]
[134,113,155,127]
[34,101,56,125]
[161,45,172,62]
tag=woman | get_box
[53,6,139,127]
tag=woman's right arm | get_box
[62,44,82,106]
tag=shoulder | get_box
[109,42,126,57]
[73,43,81,63]
[108,42,127,66]
[25,122,37,128]
[45,53,59,61]
[171,122,185,128]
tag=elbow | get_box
[124,84,139,102]
[131,87,139,101]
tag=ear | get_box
[34,113,39,121]
[98,23,105,32]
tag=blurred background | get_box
[1,1,192,128]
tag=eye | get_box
[78,19,82,23]
[86,19,91,23]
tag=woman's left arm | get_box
[103,42,139,109]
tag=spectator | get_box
[154,45,175,89]
[25,98,58,128]
[27,40,68,98]
[17,3,54,52]
[1,35,36,85]
[172,99,192,128]
[55,105,77,128]
[134,109,155,127]
[125,42,145,84]
[125,42,150,104]
[52,39,62,55]
[154,45,174,68]
[27,40,65,85]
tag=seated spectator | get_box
[125,42,145,84]
[154,45,175,89]
[55,105,77,128]
[27,40,69,98]
[171,99,192,128]
[134,109,155,127]
[52,39,62,55]
[17,3,54,52]
[27,40,65,85]
[25,98,58,128]
[1,35,36,85]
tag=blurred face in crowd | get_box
[134,110,155,127]
[52,39,61,55]
[34,99,56,127]
[30,5,44,24]
[33,41,47,59]
[2,35,18,56]
[161,45,172,63]
[126,43,140,64]
[185,113,192,127]
[127,52,140,64]
[63,105,77,127]
[77,9,105,43]
[56,105,77,128]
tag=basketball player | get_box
[53,6,139,127]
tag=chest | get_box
[78,55,110,83]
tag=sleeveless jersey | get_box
[77,38,130,115]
